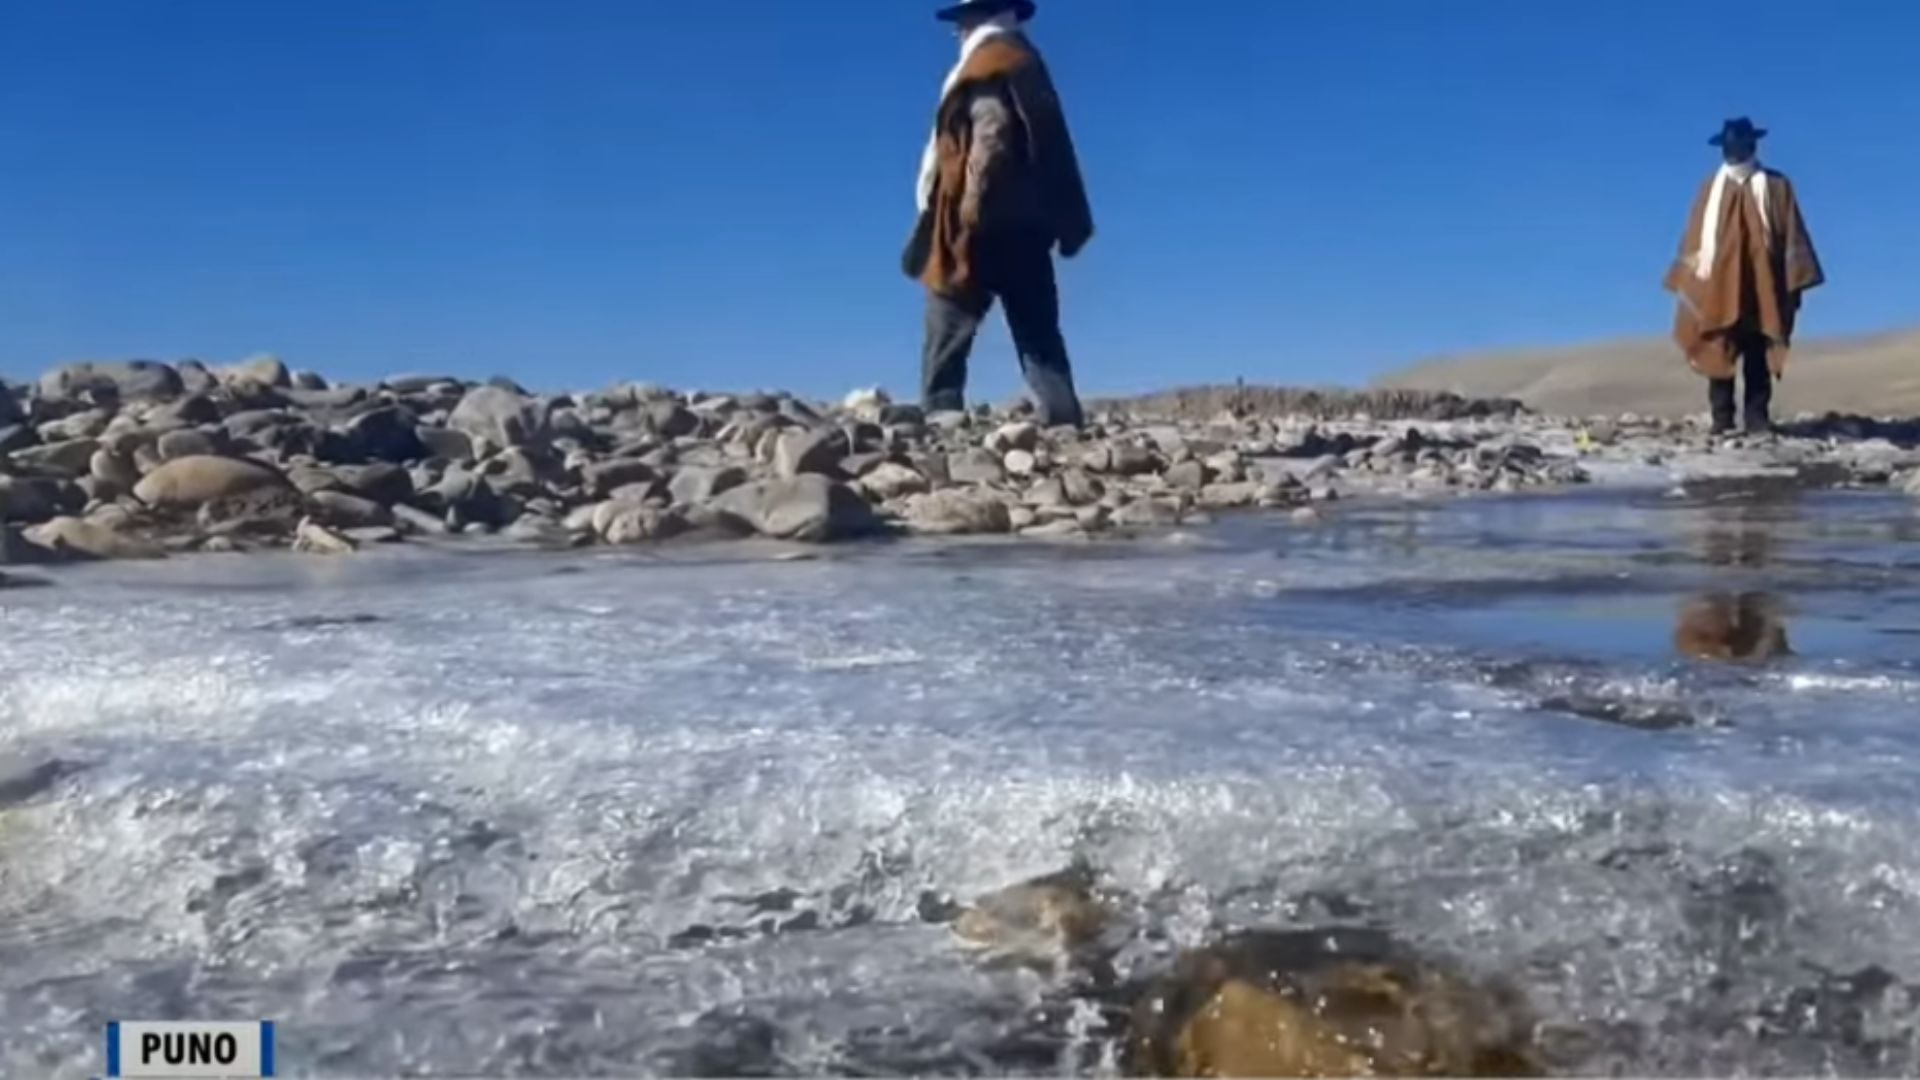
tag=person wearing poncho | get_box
[902,0,1094,427]
[1662,117,1825,434]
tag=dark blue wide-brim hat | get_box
[1709,117,1768,147]
[936,0,1036,22]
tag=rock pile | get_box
[0,358,1592,564]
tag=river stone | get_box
[582,457,658,498]
[1111,498,1182,528]
[668,465,749,506]
[40,360,184,402]
[774,428,849,480]
[135,455,290,509]
[952,867,1110,962]
[334,463,414,506]
[391,503,451,536]
[310,490,393,529]
[11,437,100,477]
[595,502,693,545]
[21,516,164,561]
[224,354,292,389]
[857,462,929,502]
[710,475,881,542]
[342,406,427,463]
[37,409,112,443]
[946,448,1006,486]
[292,518,357,555]
[905,489,1013,535]
[0,474,76,524]
[1128,929,1540,1079]
[449,385,550,448]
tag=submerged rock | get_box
[1128,928,1541,1078]
[952,865,1112,962]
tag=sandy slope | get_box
[1374,328,1920,419]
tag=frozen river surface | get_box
[3,485,1919,1076]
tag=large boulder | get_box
[668,465,749,506]
[132,455,291,509]
[448,385,551,449]
[9,437,100,477]
[1128,929,1540,1078]
[39,361,184,402]
[710,475,882,542]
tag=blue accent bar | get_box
[105,1022,120,1077]
[261,1021,276,1076]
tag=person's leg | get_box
[1708,376,1737,434]
[992,240,1085,428]
[1741,335,1774,433]
[921,289,990,414]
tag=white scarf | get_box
[915,14,1024,211]
[1694,159,1773,280]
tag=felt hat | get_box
[936,0,1037,23]
[1709,117,1768,147]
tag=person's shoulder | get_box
[1761,166,1794,184]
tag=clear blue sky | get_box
[3,1,1917,401]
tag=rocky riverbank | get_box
[2,357,1918,570]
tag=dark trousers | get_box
[1708,334,1773,432]
[921,236,1085,428]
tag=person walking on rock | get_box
[903,0,1094,427]
[1662,117,1824,435]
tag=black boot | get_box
[1708,378,1737,435]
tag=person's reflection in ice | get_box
[1674,591,1792,661]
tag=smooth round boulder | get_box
[132,455,291,509]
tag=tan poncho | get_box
[1662,165,1824,379]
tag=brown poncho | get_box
[1662,168,1824,379]
[903,34,1093,296]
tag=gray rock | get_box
[669,465,749,506]
[775,428,849,480]
[197,485,309,537]
[156,428,221,462]
[646,402,703,439]
[906,489,1013,535]
[89,449,139,490]
[292,518,357,555]
[224,354,292,388]
[391,503,451,536]
[1111,498,1182,528]
[986,421,1041,454]
[1199,480,1265,509]
[40,360,184,402]
[0,474,78,524]
[1060,468,1105,506]
[310,490,393,529]
[946,448,1006,486]
[37,409,112,442]
[582,457,659,498]
[0,425,35,456]
[1109,442,1160,476]
[133,455,290,509]
[1164,460,1211,491]
[343,406,427,462]
[1021,518,1086,540]
[857,462,930,501]
[710,475,882,542]
[343,525,402,545]
[0,385,22,426]
[10,437,100,477]
[21,516,164,560]
[594,502,694,544]
[149,394,224,429]
[1003,449,1038,477]
[176,360,218,396]
[383,374,463,395]
[448,385,551,448]
[292,370,330,391]
[415,425,474,464]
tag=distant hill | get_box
[1373,328,1920,419]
